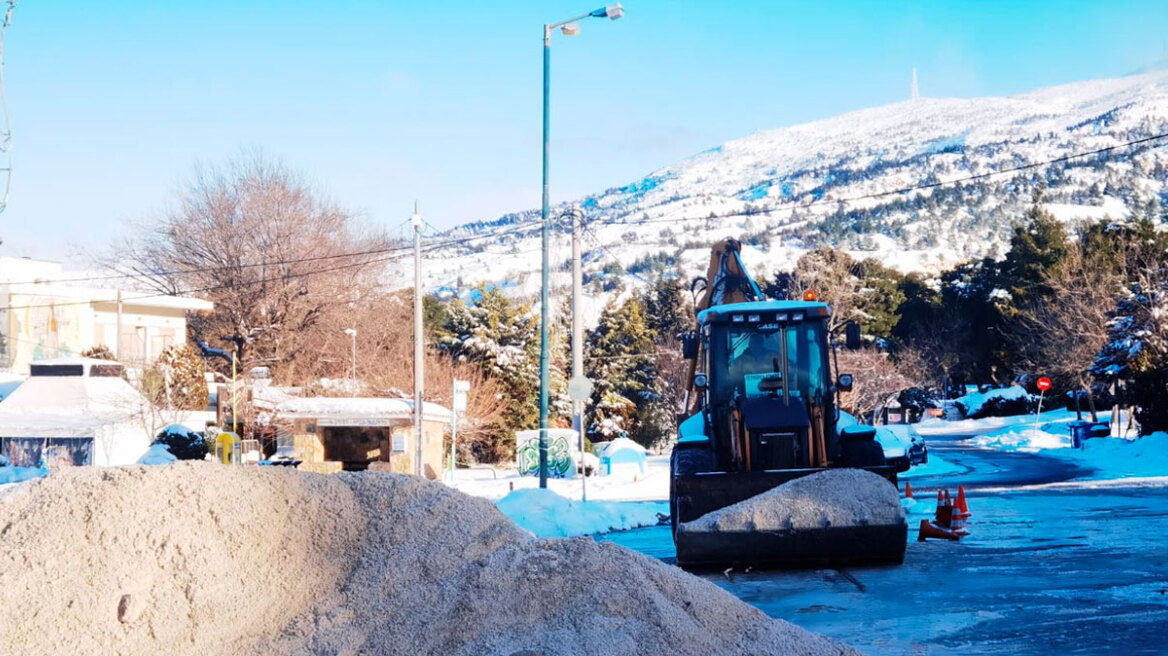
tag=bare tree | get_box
[835,347,917,422]
[110,153,394,381]
[1004,244,1124,419]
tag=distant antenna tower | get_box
[911,68,919,100]
[0,1,14,215]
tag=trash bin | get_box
[1069,420,1110,448]
[1069,421,1090,449]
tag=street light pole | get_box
[412,201,424,477]
[344,328,357,396]
[539,23,552,490]
[538,2,623,490]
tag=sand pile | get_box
[0,463,857,656]
[680,469,905,534]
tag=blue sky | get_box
[4,0,1168,261]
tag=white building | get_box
[0,256,214,373]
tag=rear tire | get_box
[670,447,715,538]
[839,437,887,468]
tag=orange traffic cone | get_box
[934,500,954,530]
[933,490,949,526]
[918,519,961,541]
[955,485,970,517]
[905,481,914,499]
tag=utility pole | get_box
[115,289,123,359]
[412,201,424,477]
[571,205,586,501]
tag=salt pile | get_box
[0,463,857,656]
[680,469,905,534]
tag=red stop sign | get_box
[1036,376,1052,392]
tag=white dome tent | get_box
[0,358,153,467]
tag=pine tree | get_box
[999,202,1070,307]
[437,285,545,452]
[1091,280,1168,431]
[584,297,658,444]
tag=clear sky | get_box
[3,0,1168,261]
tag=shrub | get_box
[153,425,208,460]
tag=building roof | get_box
[0,367,146,438]
[274,396,452,423]
[2,282,213,312]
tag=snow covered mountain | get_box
[394,70,1168,300]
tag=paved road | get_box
[603,433,1168,655]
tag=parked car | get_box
[878,423,928,471]
[838,411,927,472]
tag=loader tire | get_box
[839,438,886,469]
[670,447,715,538]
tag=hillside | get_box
[395,70,1168,301]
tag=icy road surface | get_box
[603,431,1168,655]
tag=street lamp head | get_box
[344,328,357,337]
[591,3,623,19]
[561,22,580,35]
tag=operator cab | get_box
[698,300,833,407]
[695,301,840,472]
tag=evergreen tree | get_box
[998,202,1070,307]
[1091,280,1168,432]
[641,275,694,339]
[437,285,551,455]
[584,297,658,445]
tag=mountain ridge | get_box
[396,70,1168,300]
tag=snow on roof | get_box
[29,357,124,373]
[601,437,648,456]
[698,300,829,324]
[2,282,213,312]
[275,396,452,423]
[0,372,146,437]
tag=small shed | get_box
[272,396,451,477]
[599,437,648,477]
[0,358,151,467]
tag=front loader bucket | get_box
[671,467,907,569]
[675,522,907,569]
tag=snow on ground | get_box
[495,488,667,538]
[449,454,670,502]
[916,408,1082,436]
[900,453,964,479]
[976,426,1168,480]
[453,455,671,537]
[923,408,1167,481]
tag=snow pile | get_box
[974,427,1072,452]
[496,488,666,537]
[954,385,1033,419]
[900,453,964,479]
[0,463,858,656]
[137,444,177,465]
[1072,432,1168,478]
[974,423,1168,480]
[0,466,46,485]
[680,469,904,534]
